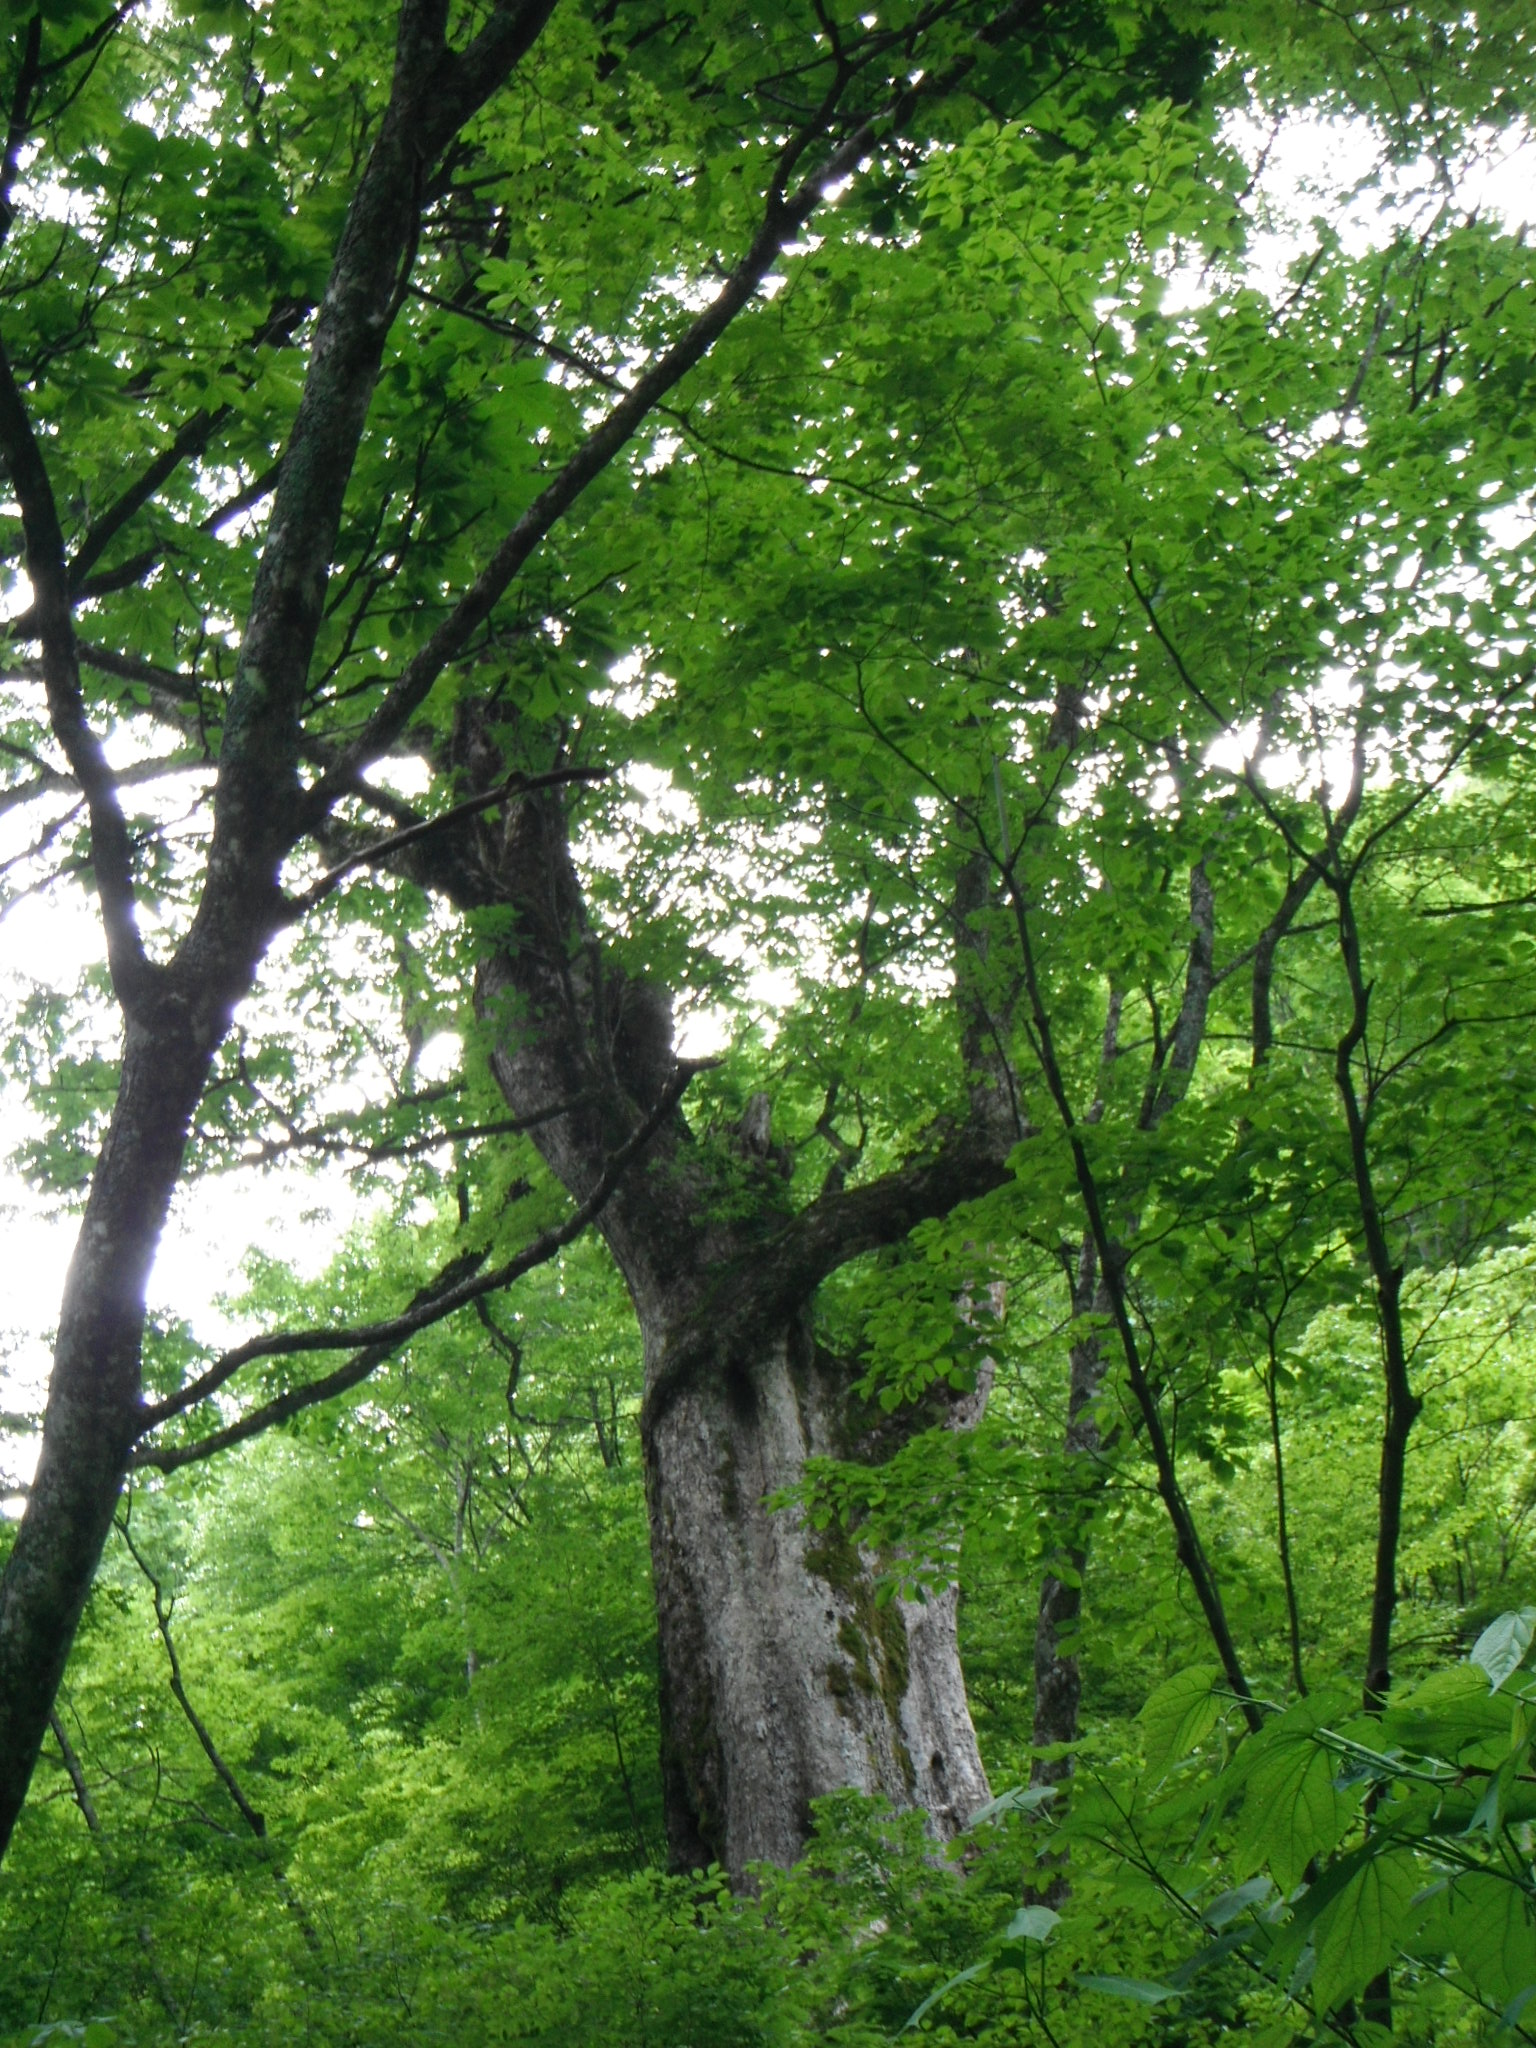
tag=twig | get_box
[135,1063,703,1450]
[115,1516,322,1957]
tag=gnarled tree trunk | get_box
[453,788,1005,1875]
[642,1311,986,1871]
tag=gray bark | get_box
[645,1325,986,1871]
[0,0,1068,1868]
[0,1010,216,1849]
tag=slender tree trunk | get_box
[1028,851,1335,1780]
[1030,1253,1109,1787]
[0,0,562,1859]
[0,1016,214,1847]
[1333,869,1421,2036]
[1263,1342,1308,1697]
[1011,865,1260,1735]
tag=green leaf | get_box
[1470,1610,1536,1692]
[968,1784,1057,1826]
[1078,1974,1179,2004]
[1138,1665,1223,1770]
[1203,1876,1276,1928]
[901,1960,990,2030]
[1312,1848,1423,2015]
[1236,1695,1358,1890]
[1447,1872,1536,2005]
[1382,1665,1516,1769]
[1003,1905,1060,1942]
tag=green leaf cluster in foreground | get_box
[1046,1617,1536,2036]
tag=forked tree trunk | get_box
[451,789,1003,1876]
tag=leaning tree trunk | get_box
[452,788,1003,1876]
[0,1012,217,1844]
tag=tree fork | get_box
[451,789,1008,1874]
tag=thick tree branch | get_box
[0,15,41,242]
[286,762,605,915]
[134,1246,489,1472]
[1143,859,1215,1128]
[429,0,569,151]
[39,1,142,82]
[644,1107,1013,1430]
[48,1710,101,1832]
[1251,865,1326,1064]
[67,405,226,591]
[0,333,153,1005]
[0,376,285,646]
[202,0,559,891]
[314,80,933,800]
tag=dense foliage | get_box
[1,0,1536,2039]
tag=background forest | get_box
[1,0,1536,2042]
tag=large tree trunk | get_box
[458,789,1001,1875]
[643,1311,986,1871]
